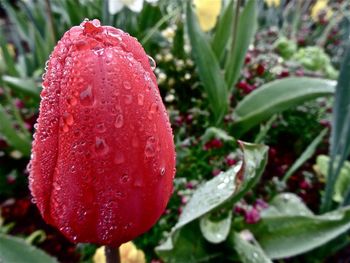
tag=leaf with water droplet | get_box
[174,141,268,230]
[247,193,350,259]
[199,210,232,244]
[156,141,268,262]
[232,231,272,263]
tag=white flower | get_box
[108,0,158,14]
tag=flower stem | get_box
[105,246,120,263]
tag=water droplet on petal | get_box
[137,94,144,106]
[63,112,74,126]
[96,122,106,133]
[150,103,158,113]
[145,136,156,158]
[120,174,129,183]
[123,81,132,90]
[80,85,94,106]
[60,123,69,133]
[95,137,109,155]
[160,167,166,176]
[115,114,124,128]
[148,103,158,120]
[67,96,78,106]
[148,55,156,71]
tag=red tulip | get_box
[28,19,176,246]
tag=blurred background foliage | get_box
[0,0,350,262]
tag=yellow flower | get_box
[193,0,222,32]
[93,242,146,263]
[265,0,280,7]
[311,0,333,21]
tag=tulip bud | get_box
[28,19,176,246]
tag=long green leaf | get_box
[0,105,31,156]
[283,128,328,182]
[225,0,257,90]
[232,77,336,136]
[0,234,58,263]
[211,0,234,61]
[186,2,228,124]
[0,30,18,76]
[323,44,350,211]
[250,193,350,259]
[232,232,272,263]
[2,75,40,98]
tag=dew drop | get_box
[148,103,159,120]
[70,165,76,173]
[60,123,69,133]
[123,81,132,90]
[63,112,74,126]
[120,173,129,183]
[150,103,158,114]
[145,136,156,158]
[115,114,124,128]
[137,94,144,106]
[116,191,125,199]
[96,122,106,133]
[94,48,104,56]
[67,96,78,106]
[114,152,125,164]
[148,55,156,71]
[160,167,166,176]
[95,137,109,155]
[80,85,94,106]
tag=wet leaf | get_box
[232,231,272,263]
[200,210,232,244]
[249,193,350,259]
[0,234,58,263]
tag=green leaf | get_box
[232,77,336,136]
[199,210,232,244]
[156,142,268,261]
[0,30,18,76]
[211,0,234,61]
[186,2,228,124]
[201,127,234,144]
[262,193,313,217]
[175,141,268,229]
[156,222,221,263]
[0,104,31,156]
[250,193,350,259]
[323,44,350,210]
[0,234,57,263]
[2,75,40,98]
[315,155,350,203]
[225,0,257,90]
[283,128,328,182]
[232,231,272,263]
